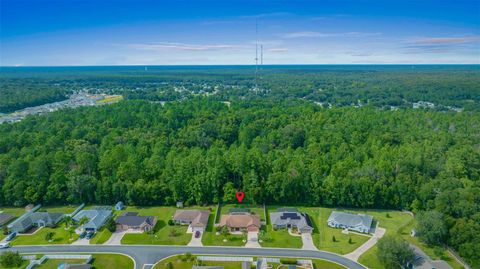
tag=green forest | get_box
[0,66,479,266]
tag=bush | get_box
[106,218,117,232]
[0,251,23,267]
[332,235,336,242]
[166,261,173,269]
[168,219,175,226]
[280,259,297,265]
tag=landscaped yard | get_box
[218,204,266,222]
[10,227,78,246]
[27,254,134,269]
[153,255,346,269]
[357,211,463,269]
[120,206,213,245]
[260,207,302,248]
[89,227,112,244]
[201,205,245,246]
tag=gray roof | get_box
[0,213,14,226]
[64,265,92,269]
[192,267,223,269]
[270,209,313,232]
[7,210,63,232]
[327,211,373,229]
[30,212,64,225]
[115,215,156,227]
[73,209,112,229]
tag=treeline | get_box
[0,78,69,113]
[1,65,479,111]
[0,99,478,264]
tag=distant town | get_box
[0,93,123,124]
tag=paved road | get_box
[1,245,367,269]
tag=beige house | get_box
[173,210,210,232]
[219,214,261,232]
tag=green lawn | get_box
[10,227,78,246]
[201,206,245,247]
[218,204,266,222]
[120,206,213,245]
[41,205,79,214]
[24,254,134,269]
[153,255,346,269]
[260,207,302,248]
[89,227,112,244]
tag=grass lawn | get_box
[41,205,79,214]
[201,206,245,247]
[120,206,213,245]
[357,211,463,269]
[34,259,85,269]
[89,227,112,244]
[153,255,346,269]
[261,206,370,252]
[23,254,133,269]
[10,227,78,246]
[260,207,302,248]
[218,204,265,222]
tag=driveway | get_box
[344,227,386,261]
[187,231,203,246]
[104,231,126,245]
[244,232,261,248]
[301,233,318,250]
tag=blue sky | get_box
[1,0,479,65]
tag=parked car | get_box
[85,232,95,239]
[194,231,201,238]
[79,231,87,239]
[5,232,16,241]
[0,242,10,249]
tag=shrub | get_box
[106,218,116,232]
[166,261,173,269]
[168,220,175,226]
[280,259,297,265]
[332,235,336,242]
[0,251,23,267]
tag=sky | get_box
[1,0,479,66]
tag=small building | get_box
[114,202,125,211]
[270,208,313,234]
[0,213,14,226]
[327,211,373,233]
[219,213,261,232]
[115,212,157,232]
[242,261,252,269]
[192,267,223,269]
[73,209,112,232]
[173,210,210,232]
[176,201,184,208]
[25,204,35,212]
[63,264,92,269]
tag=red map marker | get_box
[236,191,245,203]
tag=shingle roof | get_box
[270,210,313,232]
[115,215,156,226]
[219,214,260,229]
[73,209,112,229]
[173,210,210,228]
[0,213,14,226]
[327,211,373,229]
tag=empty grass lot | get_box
[10,227,78,246]
[120,206,213,245]
[41,205,79,214]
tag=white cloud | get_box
[281,31,382,39]
[121,42,248,51]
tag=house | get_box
[408,245,453,269]
[327,211,373,233]
[7,211,64,233]
[0,213,14,226]
[219,212,261,232]
[173,210,210,232]
[114,202,125,211]
[270,208,313,234]
[115,212,157,232]
[73,208,112,232]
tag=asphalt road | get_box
[1,245,367,269]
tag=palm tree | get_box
[63,215,73,229]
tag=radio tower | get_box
[254,20,259,90]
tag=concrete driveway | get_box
[344,227,386,261]
[245,232,261,248]
[187,231,203,246]
[104,231,126,245]
[72,238,90,245]
[301,233,318,250]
